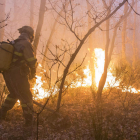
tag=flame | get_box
[94,48,120,88]
[38,63,42,67]
[83,66,92,86]
[94,48,105,87]
[71,48,140,93]
[32,76,49,99]
[33,49,140,100]
[71,48,116,88]
[32,75,59,99]
[72,66,92,87]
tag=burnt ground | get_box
[1,87,140,140]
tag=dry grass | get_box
[1,87,140,140]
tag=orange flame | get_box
[33,49,140,100]
[32,76,49,99]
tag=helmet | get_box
[18,26,34,42]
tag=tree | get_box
[132,1,137,69]
[0,0,6,41]
[122,2,129,62]
[97,0,135,100]
[33,0,46,55]
[42,0,69,67]
[48,0,129,111]
[30,0,34,28]
[86,0,96,94]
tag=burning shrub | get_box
[112,61,140,91]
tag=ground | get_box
[0,87,140,140]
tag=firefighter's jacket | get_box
[11,33,37,75]
[1,33,36,121]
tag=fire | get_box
[32,75,58,100]
[94,48,105,87]
[33,48,140,100]
[72,48,140,93]
[72,48,118,88]
[94,48,119,88]
[83,66,92,86]
[32,76,49,99]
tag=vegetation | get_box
[0,86,140,139]
[1,0,140,139]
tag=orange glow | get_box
[33,49,140,100]
[94,48,105,87]
[32,75,49,99]
[71,48,118,88]
[32,74,58,99]
[71,48,140,93]
[94,48,120,88]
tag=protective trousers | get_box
[1,66,33,122]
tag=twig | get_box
[127,0,140,16]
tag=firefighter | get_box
[0,26,37,126]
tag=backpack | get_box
[0,42,14,72]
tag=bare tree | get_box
[33,0,46,55]
[132,1,137,69]
[0,0,6,41]
[86,0,96,93]
[42,0,69,67]
[30,0,34,28]
[48,0,129,111]
[97,0,135,100]
[122,2,129,62]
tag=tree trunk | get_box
[97,18,109,101]
[86,0,96,92]
[0,0,6,41]
[13,0,18,21]
[30,0,34,28]
[41,20,58,67]
[109,0,134,62]
[132,2,137,69]
[122,2,129,62]
[97,0,111,101]
[97,0,134,100]
[33,0,46,55]
[42,1,69,67]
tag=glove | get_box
[29,68,36,80]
